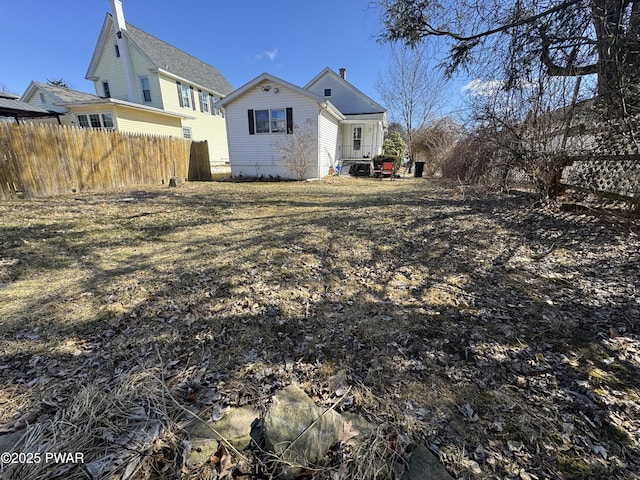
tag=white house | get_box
[215,68,387,179]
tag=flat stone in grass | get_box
[0,430,26,454]
[402,444,455,480]
[185,406,259,465]
[263,384,344,479]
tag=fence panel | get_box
[0,122,208,199]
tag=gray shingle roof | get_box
[0,96,55,118]
[123,18,233,96]
[32,82,102,102]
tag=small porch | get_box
[338,144,377,160]
[333,114,386,176]
[338,144,376,176]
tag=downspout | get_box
[109,0,138,103]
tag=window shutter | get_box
[189,86,196,110]
[176,82,183,107]
[198,90,203,112]
[286,108,293,134]
[210,94,216,115]
[248,109,255,135]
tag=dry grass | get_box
[0,176,638,479]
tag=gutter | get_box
[54,98,196,120]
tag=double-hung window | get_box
[255,110,270,133]
[211,95,220,116]
[200,91,209,113]
[179,84,191,108]
[270,109,286,133]
[254,109,285,133]
[140,76,151,102]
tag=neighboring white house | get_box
[215,68,387,179]
[21,0,233,173]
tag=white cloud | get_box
[265,48,278,60]
[256,48,278,62]
[462,78,504,97]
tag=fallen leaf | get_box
[211,444,234,479]
[457,403,479,422]
[339,421,360,445]
[592,444,608,459]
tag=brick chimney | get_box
[339,68,346,80]
[109,0,138,103]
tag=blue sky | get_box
[0,0,470,119]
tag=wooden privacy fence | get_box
[0,122,211,199]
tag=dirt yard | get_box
[0,177,638,479]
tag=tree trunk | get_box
[592,0,640,111]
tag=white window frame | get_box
[180,84,191,108]
[76,113,115,130]
[353,125,363,151]
[140,76,151,102]
[182,127,192,139]
[200,91,209,113]
[212,96,220,116]
[255,108,286,134]
[77,114,90,128]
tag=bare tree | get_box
[412,117,463,176]
[457,63,591,200]
[0,84,18,96]
[376,45,447,172]
[276,121,316,180]
[46,79,71,89]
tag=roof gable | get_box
[23,81,102,104]
[86,14,233,96]
[215,72,344,121]
[21,81,102,114]
[216,73,321,106]
[305,68,386,115]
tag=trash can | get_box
[414,161,425,178]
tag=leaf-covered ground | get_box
[0,177,638,479]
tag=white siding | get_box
[225,80,321,179]
[307,75,381,115]
[318,110,339,176]
[339,120,384,159]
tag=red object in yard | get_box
[374,161,395,179]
